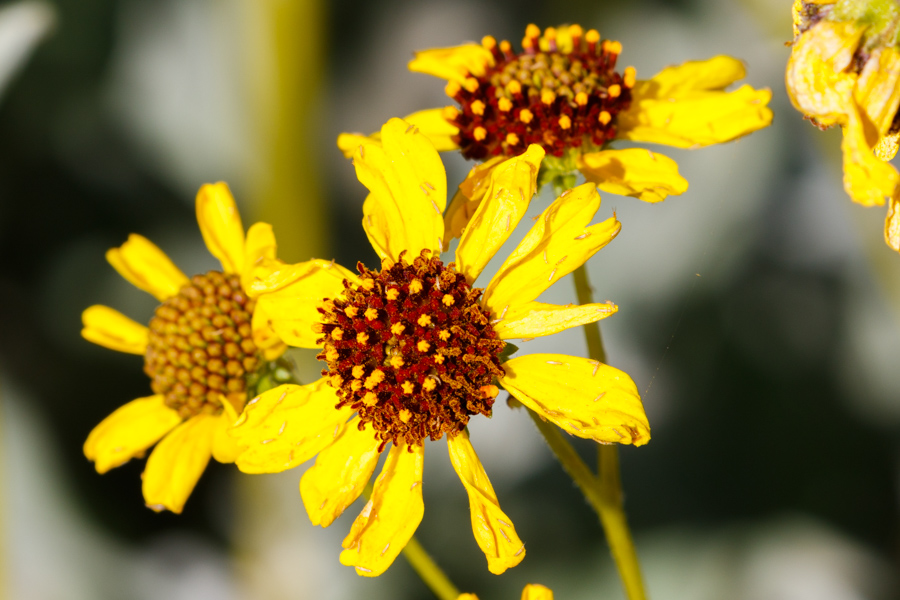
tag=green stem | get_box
[402,536,461,600]
[572,263,607,364]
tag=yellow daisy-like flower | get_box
[229,118,649,577]
[81,183,287,514]
[459,583,554,600]
[787,0,900,251]
[338,23,772,241]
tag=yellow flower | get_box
[459,583,554,600]
[787,0,900,251]
[81,183,287,514]
[230,119,649,577]
[338,24,772,242]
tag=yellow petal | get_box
[875,131,900,161]
[447,432,525,575]
[408,44,494,83]
[353,118,447,260]
[456,145,544,283]
[521,584,554,600]
[457,595,479,600]
[501,354,650,446]
[577,148,689,203]
[493,301,618,340]
[482,184,620,316]
[230,381,354,474]
[300,416,381,527]
[633,55,747,98]
[339,442,424,577]
[362,193,392,262]
[212,411,241,463]
[142,413,218,513]
[337,132,383,159]
[241,221,278,291]
[444,157,505,245]
[885,190,900,252]
[617,84,773,148]
[402,108,460,152]
[251,301,289,360]
[84,395,181,474]
[841,94,899,207]
[106,234,189,301]
[251,259,358,349]
[81,305,149,355]
[196,182,246,273]
[855,47,900,137]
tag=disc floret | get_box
[316,251,505,448]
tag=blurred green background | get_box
[2,0,899,598]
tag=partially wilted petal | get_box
[578,148,688,203]
[841,93,899,207]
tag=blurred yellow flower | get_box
[459,583,554,600]
[81,183,287,514]
[339,24,772,243]
[787,0,900,251]
[230,118,649,577]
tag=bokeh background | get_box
[2,0,899,598]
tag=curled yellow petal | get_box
[448,432,525,575]
[841,94,899,207]
[339,442,424,577]
[521,584,554,600]
[855,47,900,136]
[251,259,358,349]
[408,44,494,83]
[142,413,218,513]
[875,132,900,161]
[212,411,241,464]
[229,381,354,474]
[444,157,505,245]
[885,191,900,252]
[577,148,688,203]
[300,416,381,527]
[84,395,181,474]
[501,354,650,446]
[456,145,544,283]
[493,301,618,340]
[196,182,246,274]
[106,234,188,301]
[482,183,619,316]
[353,118,447,260]
[81,305,149,355]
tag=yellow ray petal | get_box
[841,94,899,207]
[251,259,358,349]
[84,394,181,474]
[229,381,354,474]
[212,411,241,464]
[447,432,525,575]
[241,221,278,291]
[362,193,392,262]
[482,184,620,316]
[577,148,688,203]
[106,234,189,301]
[458,595,479,600]
[142,413,218,513]
[617,84,773,148]
[408,44,494,83]
[340,442,424,577]
[251,302,289,360]
[855,47,900,137]
[402,108,460,152]
[444,157,505,245]
[886,191,900,252]
[300,416,381,527]
[337,132,383,159]
[196,182,246,274]
[353,118,447,260]
[493,301,618,340]
[633,56,747,98]
[81,305,149,355]
[875,132,900,161]
[521,584,554,600]
[456,145,544,283]
[501,354,650,446]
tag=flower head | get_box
[230,119,649,577]
[81,183,287,513]
[338,24,772,242]
[787,0,900,251]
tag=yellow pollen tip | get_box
[521,36,533,50]
[575,91,588,106]
[434,354,445,364]
[473,126,487,141]
[364,369,385,390]
[608,84,621,98]
[356,332,369,344]
[399,409,412,423]
[401,381,415,394]
[386,288,399,301]
[361,278,375,290]
[500,40,511,54]
[418,314,433,327]
[471,100,486,115]
[506,132,520,146]
[409,279,423,294]
[519,108,534,124]
[390,322,406,335]
[525,23,540,38]
[569,24,583,38]
[331,327,344,340]
[351,380,363,392]
[480,384,500,399]
[498,97,512,112]
[585,29,600,44]
[481,35,496,49]
[311,323,324,333]
[363,391,378,406]
[506,80,521,95]
[364,307,379,320]
[624,66,636,88]
[331,374,343,388]
[438,329,451,341]
[445,81,461,97]
[604,40,622,54]
[442,294,455,306]
[541,89,556,105]
[558,114,572,129]
[417,340,431,352]
[352,365,365,379]
[464,77,479,93]
[422,378,437,392]
[326,347,339,361]
[598,111,612,125]
[543,27,557,40]
[389,355,404,368]
[345,306,358,318]
[442,105,459,120]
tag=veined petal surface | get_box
[106,234,188,301]
[300,416,381,527]
[501,354,650,446]
[448,433,525,574]
[445,157,505,244]
[634,55,747,97]
[84,394,181,474]
[855,47,900,137]
[230,381,354,474]
[241,221,278,292]
[842,94,899,207]
[408,44,494,82]
[494,301,618,340]
[81,305,149,355]
[340,443,424,577]
[578,148,688,203]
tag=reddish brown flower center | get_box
[444,25,634,160]
[316,251,505,448]
[145,271,261,418]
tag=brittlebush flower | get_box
[229,118,649,577]
[339,24,772,242]
[459,583,554,600]
[81,183,286,513]
[787,0,900,250]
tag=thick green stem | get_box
[402,536,461,600]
